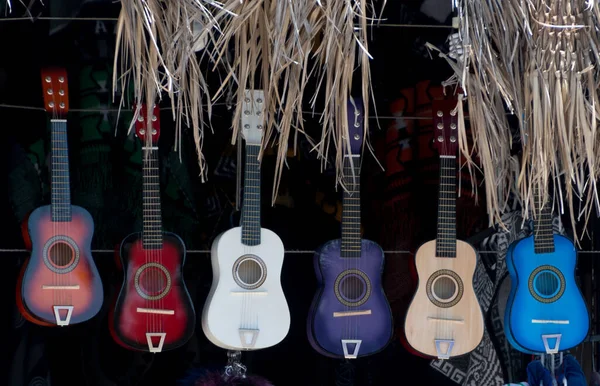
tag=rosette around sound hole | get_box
[334,269,371,307]
[233,255,267,290]
[134,263,172,300]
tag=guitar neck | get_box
[341,155,361,257]
[241,143,261,246]
[142,146,163,249]
[50,119,72,222]
[533,188,555,253]
[436,155,457,258]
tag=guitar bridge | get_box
[435,339,455,359]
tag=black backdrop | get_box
[0,1,501,385]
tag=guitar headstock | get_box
[134,104,160,145]
[432,95,459,157]
[346,97,364,156]
[41,68,69,117]
[241,89,264,146]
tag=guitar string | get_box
[143,128,149,342]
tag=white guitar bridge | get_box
[435,339,455,359]
[239,329,259,348]
[53,305,73,326]
[146,333,166,353]
[341,339,362,359]
[541,334,561,354]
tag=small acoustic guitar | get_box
[17,68,103,326]
[202,90,290,350]
[110,104,195,352]
[403,95,484,359]
[504,187,589,354]
[307,98,393,359]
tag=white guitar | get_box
[202,90,291,350]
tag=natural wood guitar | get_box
[403,95,484,359]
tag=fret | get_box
[142,148,163,248]
[50,120,72,222]
[436,156,457,258]
[241,144,261,246]
[533,188,555,253]
[341,156,362,258]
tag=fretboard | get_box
[436,156,457,258]
[142,147,163,249]
[341,156,361,258]
[51,119,72,222]
[533,189,555,253]
[241,144,261,246]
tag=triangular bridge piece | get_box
[146,333,166,353]
[239,329,259,348]
[53,305,74,326]
[542,334,561,354]
[435,339,455,359]
[341,339,362,359]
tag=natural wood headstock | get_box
[134,104,161,145]
[346,98,364,156]
[41,68,69,117]
[431,95,459,157]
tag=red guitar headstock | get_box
[41,68,69,117]
[134,104,160,144]
[431,95,459,157]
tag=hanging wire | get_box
[0,15,453,29]
[0,248,597,254]
[0,102,481,121]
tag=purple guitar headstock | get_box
[346,98,364,156]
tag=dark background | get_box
[0,1,597,385]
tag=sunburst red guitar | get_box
[17,68,103,327]
[109,104,195,353]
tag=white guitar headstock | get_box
[241,90,265,146]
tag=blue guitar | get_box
[505,189,589,354]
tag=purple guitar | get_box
[307,98,393,359]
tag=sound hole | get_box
[233,255,267,290]
[433,276,457,300]
[134,263,172,300]
[139,267,168,296]
[237,259,262,285]
[426,270,463,308]
[534,271,560,298]
[48,241,75,267]
[334,270,372,307]
[339,275,366,301]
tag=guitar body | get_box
[111,232,195,352]
[504,234,589,353]
[307,239,393,358]
[18,205,103,326]
[202,227,290,350]
[404,240,484,358]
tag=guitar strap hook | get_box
[224,350,246,379]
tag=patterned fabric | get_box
[429,210,566,385]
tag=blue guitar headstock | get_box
[346,98,364,156]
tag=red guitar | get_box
[17,68,103,326]
[109,104,195,352]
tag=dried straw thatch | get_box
[212,0,385,201]
[205,0,384,201]
[437,0,600,239]
[114,0,384,197]
[113,0,221,179]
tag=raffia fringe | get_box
[434,0,600,241]
[114,0,384,199]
